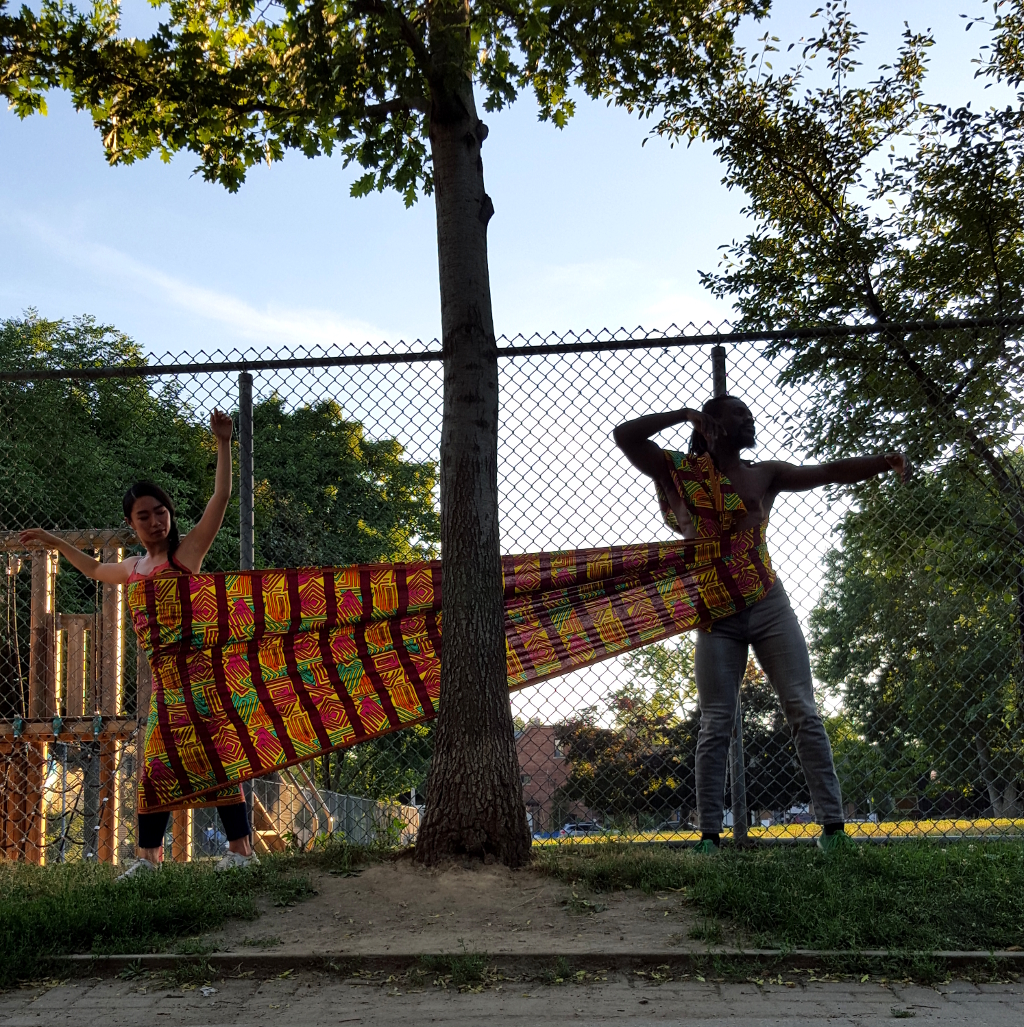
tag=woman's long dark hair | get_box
[689,394,737,456]
[122,481,181,556]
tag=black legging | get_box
[138,801,251,850]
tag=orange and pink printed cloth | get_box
[127,451,776,812]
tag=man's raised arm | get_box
[613,408,703,479]
[769,453,911,493]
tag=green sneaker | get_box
[692,839,720,855]
[817,829,856,854]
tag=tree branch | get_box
[353,0,436,84]
[362,95,428,119]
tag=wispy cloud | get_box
[7,212,395,351]
[494,255,732,336]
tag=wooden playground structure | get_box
[0,529,147,864]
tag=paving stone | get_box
[888,983,945,1008]
[935,979,982,994]
[7,975,1024,1025]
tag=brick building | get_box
[515,723,591,833]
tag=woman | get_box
[19,409,258,876]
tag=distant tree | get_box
[812,465,1024,817]
[324,722,434,804]
[0,0,765,867]
[251,396,438,568]
[555,638,698,829]
[0,312,217,543]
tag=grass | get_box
[0,840,375,989]
[535,840,1024,952]
[420,942,487,988]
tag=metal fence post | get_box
[711,344,727,399]
[238,372,254,572]
[712,345,749,842]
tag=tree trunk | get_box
[976,732,1005,816]
[414,69,530,867]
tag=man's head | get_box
[691,395,756,454]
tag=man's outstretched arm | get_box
[613,408,703,478]
[769,453,911,493]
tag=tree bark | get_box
[414,66,530,866]
[976,733,1001,814]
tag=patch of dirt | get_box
[206,857,725,956]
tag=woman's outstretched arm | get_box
[16,530,135,584]
[175,409,234,572]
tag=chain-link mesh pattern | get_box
[2,317,1022,861]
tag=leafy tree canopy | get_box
[1,0,765,203]
[252,395,438,568]
[657,2,1024,472]
[811,464,1024,816]
[653,3,1024,736]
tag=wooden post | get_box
[59,613,91,717]
[0,748,27,860]
[28,549,57,719]
[96,546,124,716]
[23,550,57,864]
[1,746,44,863]
[171,808,192,862]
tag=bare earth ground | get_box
[206,857,721,956]
[2,976,1022,1026]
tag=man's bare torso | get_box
[660,457,786,539]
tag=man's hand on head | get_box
[885,452,912,483]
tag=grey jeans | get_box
[693,579,844,832]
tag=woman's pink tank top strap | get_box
[127,554,191,583]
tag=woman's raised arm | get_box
[174,409,233,572]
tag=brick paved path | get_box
[1,975,1021,1025]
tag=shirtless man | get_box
[614,395,908,852]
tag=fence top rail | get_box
[1,315,1021,382]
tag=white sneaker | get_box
[116,858,159,881]
[215,851,260,872]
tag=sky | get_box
[0,1,1010,359]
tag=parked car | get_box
[653,819,697,833]
[559,821,604,838]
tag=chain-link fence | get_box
[2,315,1022,862]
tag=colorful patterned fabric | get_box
[128,456,775,812]
[655,449,777,629]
